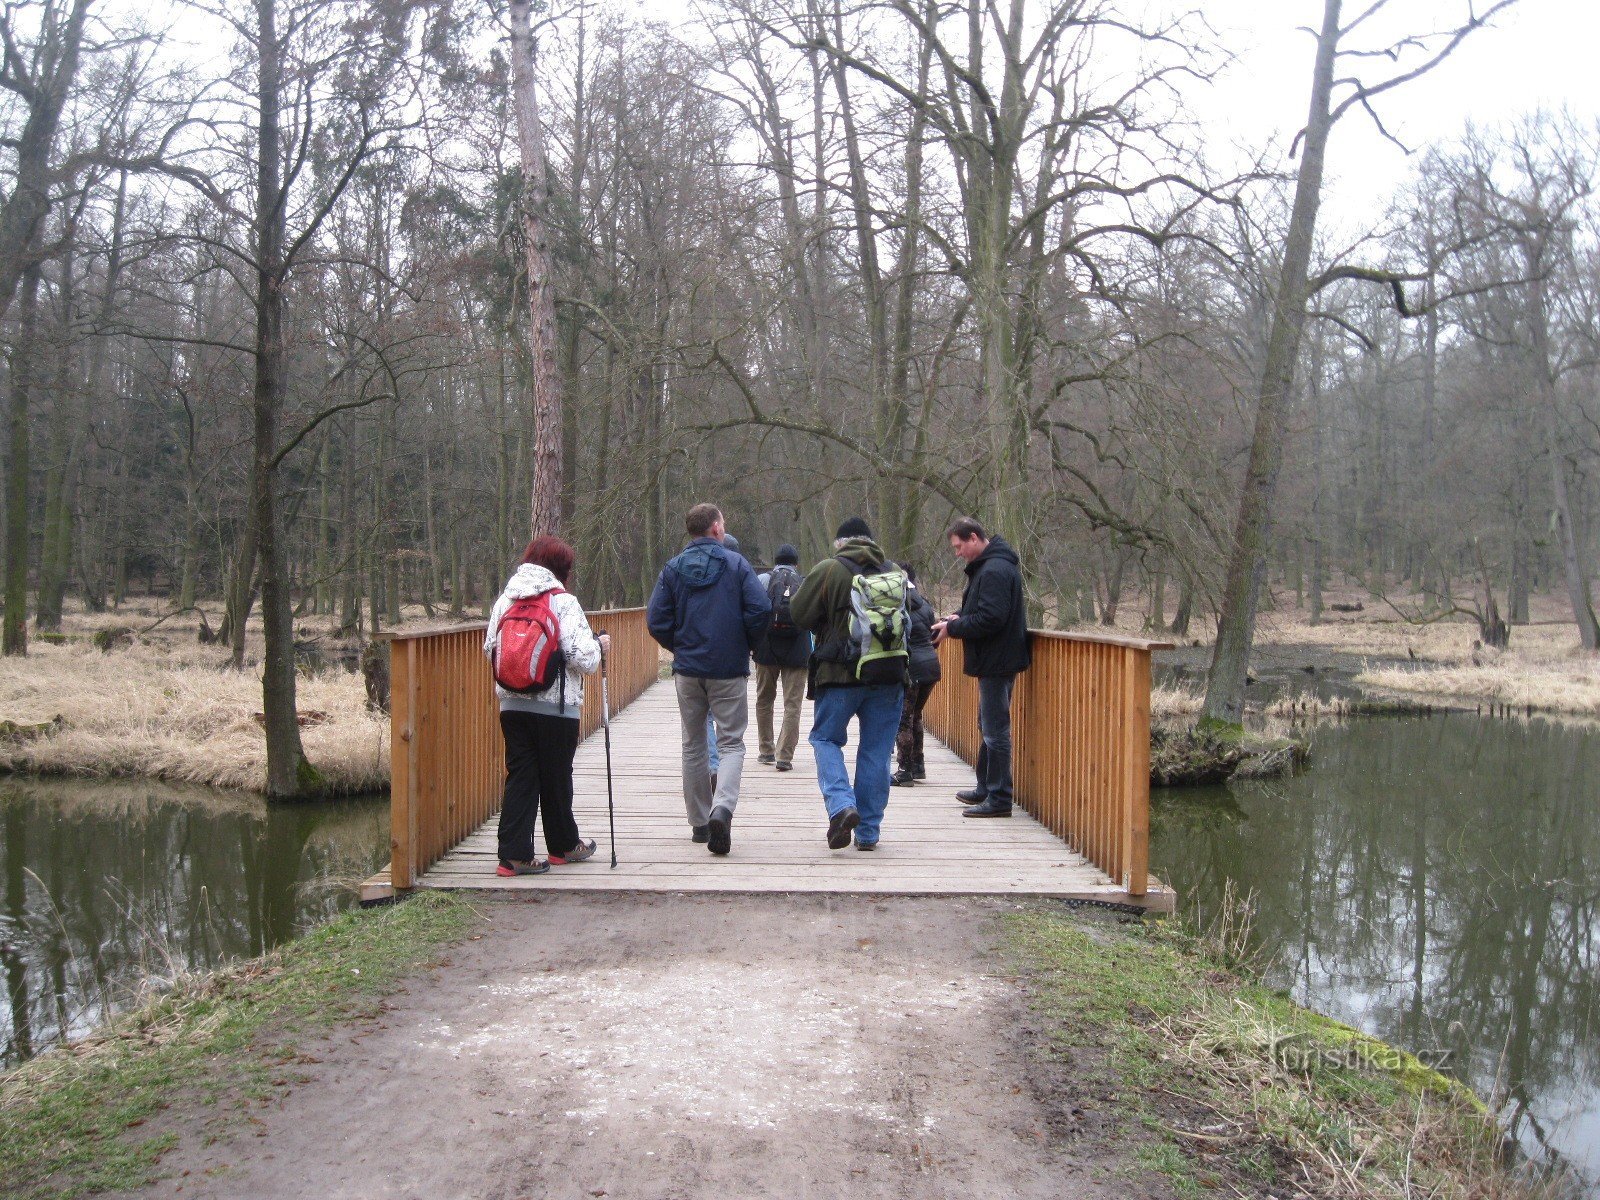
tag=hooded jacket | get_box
[905,582,942,685]
[647,537,772,679]
[483,563,603,718]
[753,564,812,669]
[946,536,1031,678]
[790,536,895,690]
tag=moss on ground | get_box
[1007,909,1518,1198]
[0,892,472,1200]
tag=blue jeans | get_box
[972,675,1016,809]
[707,714,719,773]
[809,684,905,845]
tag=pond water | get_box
[0,779,387,1068]
[1150,713,1600,1190]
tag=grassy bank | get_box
[0,604,396,794]
[0,892,473,1199]
[1008,907,1539,1199]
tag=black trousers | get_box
[497,710,582,863]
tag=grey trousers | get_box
[675,673,749,826]
[755,663,807,764]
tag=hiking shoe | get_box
[853,837,877,851]
[956,788,985,803]
[496,859,550,877]
[962,799,1013,818]
[827,807,860,850]
[691,824,709,843]
[891,769,915,787]
[775,761,793,772]
[708,806,733,856]
[758,754,776,765]
[549,839,596,865]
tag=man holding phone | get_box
[932,517,1031,817]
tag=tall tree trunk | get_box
[252,0,311,796]
[1203,0,1341,725]
[1530,270,1600,648]
[3,258,42,655]
[509,0,563,538]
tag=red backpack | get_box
[493,590,568,701]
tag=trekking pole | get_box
[596,631,618,868]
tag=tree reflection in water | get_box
[0,780,386,1067]
[1152,713,1600,1187]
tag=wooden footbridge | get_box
[362,609,1172,910]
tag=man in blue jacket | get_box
[648,503,772,856]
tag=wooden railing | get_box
[923,629,1171,897]
[385,607,658,889]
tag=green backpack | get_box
[842,558,910,685]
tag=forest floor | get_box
[0,892,1521,1200]
[1135,588,1600,722]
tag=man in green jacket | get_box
[791,517,907,851]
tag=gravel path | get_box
[139,894,1139,1200]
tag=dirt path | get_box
[138,895,1142,1200]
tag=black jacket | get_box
[947,536,1031,678]
[905,584,942,685]
[753,566,812,669]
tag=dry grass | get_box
[1356,658,1600,717]
[0,604,388,795]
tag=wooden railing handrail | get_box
[380,606,647,644]
[1031,629,1176,652]
[924,629,1157,896]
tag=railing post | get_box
[1122,647,1152,896]
[390,638,419,890]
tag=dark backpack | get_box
[766,566,802,638]
[493,590,568,707]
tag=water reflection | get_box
[0,779,387,1067]
[1151,714,1600,1187]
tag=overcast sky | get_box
[1189,0,1599,227]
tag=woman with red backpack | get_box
[484,537,609,876]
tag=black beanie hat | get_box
[775,543,800,565]
[836,516,872,540]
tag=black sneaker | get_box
[890,769,915,787]
[826,807,860,850]
[775,761,793,772]
[757,754,775,765]
[912,767,927,781]
[853,837,877,851]
[691,824,709,843]
[708,806,733,855]
[962,799,1013,818]
[956,788,985,803]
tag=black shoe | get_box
[891,769,915,787]
[963,799,1013,818]
[691,824,709,843]
[912,767,926,781]
[708,805,733,855]
[827,807,860,849]
[775,761,793,772]
[853,837,877,851]
[758,754,775,765]
[710,771,718,794]
[956,788,986,803]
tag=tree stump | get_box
[361,641,390,714]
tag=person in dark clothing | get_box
[753,543,811,770]
[647,503,772,855]
[891,564,940,786]
[791,517,906,851]
[932,517,1031,817]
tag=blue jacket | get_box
[647,538,772,678]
